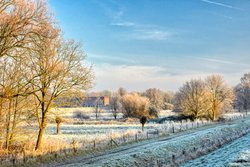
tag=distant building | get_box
[83,96,109,107]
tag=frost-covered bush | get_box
[120,93,150,118]
[73,111,90,120]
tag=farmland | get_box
[1,107,249,167]
[47,115,250,167]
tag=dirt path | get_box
[48,120,248,167]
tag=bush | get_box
[120,93,150,118]
[73,111,90,120]
[148,106,159,118]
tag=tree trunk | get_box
[56,123,60,135]
[35,109,47,150]
[142,124,144,131]
[9,97,18,146]
[5,99,12,150]
[35,127,45,150]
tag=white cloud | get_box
[201,0,243,10]
[106,7,173,41]
[128,29,172,41]
[194,57,249,66]
[89,53,137,64]
[110,22,135,27]
[91,64,247,92]
[209,11,233,20]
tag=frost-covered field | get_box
[42,118,210,151]
[50,118,250,167]
[40,108,247,153]
[182,130,250,167]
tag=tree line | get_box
[0,0,93,151]
[107,74,250,121]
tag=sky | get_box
[49,0,250,92]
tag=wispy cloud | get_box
[128,29,172,41]
[110,22,135,27]
[194,57,249,66]
[201,0,243,10]
[111,21,173,41]
[89,53,137,64]
[209,11,233,19]
[99,1,173,41]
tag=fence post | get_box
[172,155,175,164]
[123,135,126,143]
[135,134,138,142]
[156,159,161,167]
[172,126,175,133]
[182,149,186,155]
[93,140,96,149]
[12,154,16,166]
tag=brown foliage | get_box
[120,93,150,118]
[174,75,234,120]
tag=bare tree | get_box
[29,37,93,150]
[174,79,209,119]
[235,73,250,113]
[0,0,94,152]
[110,92,121,119]
[0,57,32,149]
[118,87,127,97]
[94,97,102,120]
[0,0,56,99]
[206,75,234,120]
[162,91,174,110]
[0,0,53,58]
[143,88,163,110]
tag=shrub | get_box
[55,116,62,134]
[148,106,159,118]
[73,111,90,120]
[120,93,150,118]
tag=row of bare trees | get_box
[0,0,93,151]
[174,75,234,120]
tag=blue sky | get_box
[49,0,250,91]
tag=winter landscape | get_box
[1,0,250,167]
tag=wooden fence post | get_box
[156,159,161,167]
[123,135,126,143]
[172,155,175,164]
